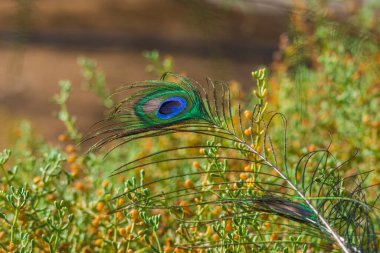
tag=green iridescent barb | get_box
[116,78,209,127]
[87,73,378,253]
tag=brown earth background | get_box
[0,0,291,148]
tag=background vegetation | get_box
[0,1,379,252]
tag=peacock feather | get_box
[86,71,378,253]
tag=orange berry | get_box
[179,200,189,207]
[116,212,123,221]
[33,176,42,184]
[36,229,45,237]
[70,164,80,176]
[75,181,85,191]
[65,144,76,153]
[58,134,68,142]
[119,227,127,237]
[103,180,110,188]
[107,229,114,238]
[270,232,279,241]
[91,217,101,227]
[164,247,173,253]
[166,237,174,247]
[96,202,105,211]
[179,201,192,215]
[94,239,103,247]
[117,198,124,207]
[244,127,252,136]
[212,205,222,216]
[67,154,77,164]
[184,179,194,188]
[240,173,248,180]
[263,222,271,229]
[212,233,220,241]
[37,181,44,188]
[307,144,317,152]
[8,242,15,251]
[192,161,201,168]
[225,219,233,232]
[244,165,251,172]
[371,121,380,128]
[131,209,139,220]
[244,110,253,119]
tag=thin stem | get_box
[126,222,135,252]
[53,234,59,252]
[153,231,162,253]
[10,201,20,243]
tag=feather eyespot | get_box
[156,96,188,119]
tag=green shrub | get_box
[0,1,379,252]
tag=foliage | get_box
[0,1,379,252]
[270,0,380,196]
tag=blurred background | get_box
[3,0,369,149]
[0,0,295,147]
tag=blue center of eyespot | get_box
[156,96,187,120]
